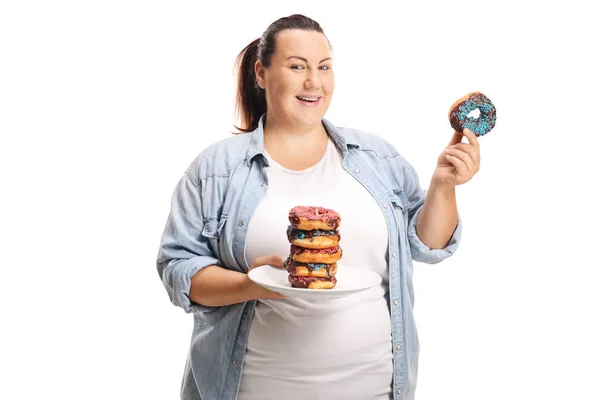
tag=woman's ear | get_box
[255,60,266,89]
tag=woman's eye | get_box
[290,65,331,71]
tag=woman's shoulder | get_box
[330,123,419,188]
[331,122,403,160]
[185,133,254,183]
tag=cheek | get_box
[272,81,294,99]
[324,73,335,91]
[325,80,335,96]
[266,83,286,104]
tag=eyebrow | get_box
[286,56,332,63]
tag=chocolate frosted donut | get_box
[288,206,341,231]
[286,225,340,249]
[288,274,337,289]
[283,257,338,278]
[448,92,496,136]
[290,244,342,264]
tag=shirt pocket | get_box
[201,214,228,257]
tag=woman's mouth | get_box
[296,96,322,106]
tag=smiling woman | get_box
[234,16,334,135]
[156,13,475,400]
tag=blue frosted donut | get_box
[448,92,497,136]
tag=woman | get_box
[156,14,480,400]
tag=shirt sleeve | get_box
[402,160,462,264]
[156,171,222,314]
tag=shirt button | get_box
[397,344,401,350]
[383,204,388,209]
[233,361,238,367]
[392,251,397,257]
[394,300,398,306]
[354,168,360,173]
[397,388,402,395]
[259,182,265,187]
[239,220,244,226]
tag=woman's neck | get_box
[263,115,329,171]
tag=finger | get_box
[445,148,475,173]
[462,128,480,149]
[448,143,480,165]
[448,130,464,146]
[445,154,469,178]
[251,254,285,270]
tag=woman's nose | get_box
[303,70,321,90]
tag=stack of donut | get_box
[284,206,342,289]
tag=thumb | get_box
[250,254,285,270]
[447,130,464,147]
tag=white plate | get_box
[247,263,382,300]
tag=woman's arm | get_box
[414,128,480,249]
[157,172,284,313]
[190,255,285,307]
[416,183,458,249]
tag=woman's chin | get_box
[293,109,328,126]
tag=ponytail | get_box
[233,39,266,133]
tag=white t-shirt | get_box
[239,138,393,400]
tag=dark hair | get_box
[233,14,328,133]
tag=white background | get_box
[1,0,599,399]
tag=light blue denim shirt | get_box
[156,114,461,400]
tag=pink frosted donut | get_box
[288,206,341,231]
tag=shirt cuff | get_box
[165,255,223,314]
[407,206,462,264]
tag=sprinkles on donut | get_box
[448,92,496,136]
[283,257,338,278]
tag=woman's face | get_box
[256,29,334,129]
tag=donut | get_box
[448,92,496,136]
[286,225,340,249]
[283,257,338,278]
[290,244,342,264]
[288,206,341,231]
[288,274,337,289]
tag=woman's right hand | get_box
[245,255,287,300]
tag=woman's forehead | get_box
[273,30,331,60]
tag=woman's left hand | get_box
[432,128,481,187]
